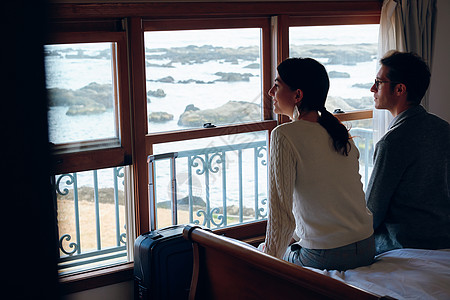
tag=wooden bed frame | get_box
[183,225,395,300]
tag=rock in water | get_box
[148,111,174,122]
[178,101,260,127]
[66,103,106,116]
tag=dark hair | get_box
[380,51,431,105]
[277,58,351,156]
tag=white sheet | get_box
[308,248,450,300]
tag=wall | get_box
[429,0,450,122]
[63,281,134,300]
[6,0,60,299]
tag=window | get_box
[145,28,263,133]
[45,29,134,275]
[54,166,131,274]
[151,131,268,229]
[289,23,379,188]
[290,24,378,113]
[46,0,381,292]
[46,42,118,144]
[344,119,374,189]
[143,19,276,230]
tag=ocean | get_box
[46,24,379,206]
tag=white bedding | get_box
[308,248,450,300]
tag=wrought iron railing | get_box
[53,167,127,273]
[149,128,373,230]
[148,140,269,230]
[350,128,374,188]
[52,127,372,273]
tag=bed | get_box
[183,225,450,300]
[309,248,450,300]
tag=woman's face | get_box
[268,74,299,118]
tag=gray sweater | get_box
[366,105,450,254]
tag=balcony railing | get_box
[149,127,373,230]
[53,167,127,273]
[52,127,372,273]
[148,140,269,230]
[350,127,374,188]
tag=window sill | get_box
[334,109,373,121]
[59,262,134,295]
[145,120,278,146]
[51,146,129,174]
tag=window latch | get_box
[203,123,216,128]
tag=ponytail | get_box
[318,108,351,156]
[277,58,351,155]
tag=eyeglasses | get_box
[374,79,399,89]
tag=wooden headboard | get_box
[183,225,395,300]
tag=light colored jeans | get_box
[283,235,375,271]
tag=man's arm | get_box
[365,140,405,229]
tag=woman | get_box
[262,58,375,271]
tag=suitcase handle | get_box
[148,152,178,231]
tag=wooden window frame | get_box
[142,16,274,122]
[288,13,379,123]
[46,24,133,174]
[46,1,381,295]
[45,19,135,294]
[141,16,276,232]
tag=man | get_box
[366,51,450,254]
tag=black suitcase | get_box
[134,225,194,300]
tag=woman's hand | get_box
[257,242,265,252]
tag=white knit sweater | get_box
[264,120,373,259]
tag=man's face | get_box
[370,65,396,111]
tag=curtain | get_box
[374,0,405,143]
[373,0,437,143]
[400,0,437,109]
